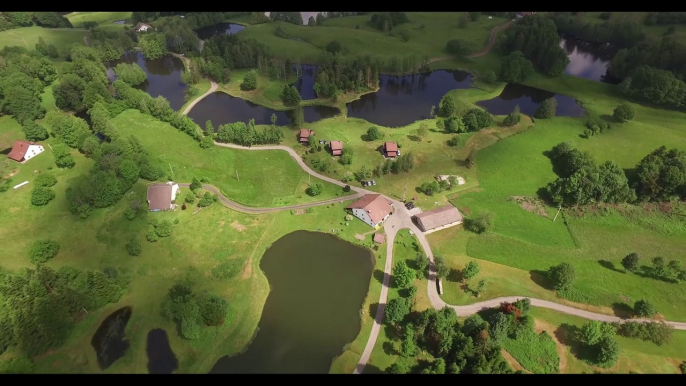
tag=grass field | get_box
[65,12,132,28]
[109,109,350,207]
[0,26,88,52]
[239,13,506,64]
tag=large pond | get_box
[210,231,374,374]
[105,51,187,111]
[195,23,245,40]
[476,83,586,117]
[188,92,339,127]
[560,36,620,84]
[346,70,473,127]
[91,306,132,370]
[147,329,179,374]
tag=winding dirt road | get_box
[169,52,219,116]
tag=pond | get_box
[560,36,620,83]
[195,22,245,40]
[292,64,319,100]
[346,70,473,127]
[113,20,127,25]
[147,329,179,374]
[210,231,374,374]
[187,92,339,127]
[265,12,325,25]
[476,83,586,117]
[91,306,132,370]
[105,51,187,111]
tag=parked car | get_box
[319,140,323,144]
[371,180,376,186]
[362,181,368,187]
[397,150,401,156]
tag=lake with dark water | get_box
[346,70,473,127]
[292,64,319,100]
[210,231,374,374]
[105,51,187,111]
[477,83,585,117]
[188,92,339,127]
[91,306,132,370]
[560,36,620,83]
[147,329,178,374]
[195,23,245,40]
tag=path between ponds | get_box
[169,52,219,116]
[192,126,686,374]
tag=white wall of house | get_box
[138,25,149,32]
[170,183,179,202]
[23,145,44,161]
[352,208,377,228]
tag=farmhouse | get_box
[383,142,398,158]
[299,129,315,144]
[330,140,343,156]
[7,141,44,163]
[346,194,393,228]
[414,204,463,234]
[516,12,535,19]
[134,22,152,33]
[147,182,180,211]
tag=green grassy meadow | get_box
[65,12,132,28]
[0,26,88,52]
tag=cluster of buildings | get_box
[298,129,400,159]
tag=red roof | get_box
[384,142,398,152]
[7,140,38,162]
[299,129,314,140]
[330,140,343,155]
[373,233,386,244]
[346,194,393,225]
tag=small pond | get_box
[346,70,473,127]
[560,36,620,83]
[476,83,586,117]
[210,231,374,373]
[91,306,132,370]
[187,92,339,127]
[195,23,245,40]
[113,20,127,25]
[292,64,319,100]
[105,51,187,111]
[147,329,178,374]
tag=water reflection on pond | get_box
[476,83,586,117]
[195,23,245,40]
[346,70,473,127]
[105,51,187,111]
[90,306,132,370]
[146,329,178,374]
[210,231,373,374]
[560,36,620,83]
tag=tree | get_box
[366,126,384,141]
[548,262,576,291]
[29,240,60,264]
[307,182,323,196]
[466,212,494,234]
[463,261,480,280]
[621,252,640,272]
[308,16,316,26]
[488,312,510,347]
[339,147,354,165]
[114,63,147,86]
[190,177,202,192]
[393,261,415,288]
[290,106,304,128]
[596,336,620,368]
[469,12,481,21]
[484,71,497,84]
[535,98,558,119]
[22,121,49,142]
[613,103,635,122]
[31,186,55,206]
[200,135,214,148]
[634,146,686,202]
[240,70,258,91]
[634,299,656,318]
[126,237,142,256]
[184,191,196,204]
[417,123,429,141]
[400,324,418,357]
[197,192,218,207]
[444,116,466,133]
[500,51,535,83]
[439,94,456,117]
[463,108,493,132]
[475,279,486,297]
[54,74,87,112]
[392,153,415,173]
[434,255,449,279]
[325,40,343,54]
[199,294,229,326]
[387,361,409,374]
[501,16,570,76]
[414,253,429,272]
[446,39,469,56]
[385,297,411,325]
[35,173,56,187]
[503,105,521,126]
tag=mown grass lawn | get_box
[109,109,350,207]
[0,26,88,51]
[239,13,506,64]
[65,12,132,27]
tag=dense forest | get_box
[546,13,645,49]
[0,12,72,31]
[0,46,55,123]
[313,57,380,100]
[500,15,569,76]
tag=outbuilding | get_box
[383,142,398,158]
[330,140,343,156]
[414,204,463,234]
[299,129,315,144]
[7,140,44,163]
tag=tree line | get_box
[313,56,380,100]
[0,12,72,31]
[546,12,646,49]
[214,119,284,146]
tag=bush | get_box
[198,192,218,207]
[366,126,384,140]
[447,135,465,147]
[307,182,323,196]
[633,299,656,318]
[613,103,635,123]
[399,30,410,42]
[126,237,142,256]
[30,187,55,206]
[548,263,576,291]
[434,255,449,279]
[465,212,494,234]
[446,39,469,56]
[240,70,257,91]
[617,321,673,346]
[185,191,196,204]
[463,108,493,132]
[462,261,480,280]
[29,240,60,264]
[483,71,497,84]
[34,173,57,187]
[535,98,557,119]
[503,105,521,126]
[325,40,343,54]
[444,116,466,133]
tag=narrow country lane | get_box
[168,52,219,116]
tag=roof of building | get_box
[134,22,152,30]
[299,129,314,139]
[147,184,173,211]
[384,142,398,152]
[415,205,463,231]
[330,140,343,151]
[373,233,386,244]
[347,194,393,225]
[7,140,38,162]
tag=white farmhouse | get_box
[7,140,44,163]
[134,22,152,33]
[147,182,180,211]
[346,194,393,228]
